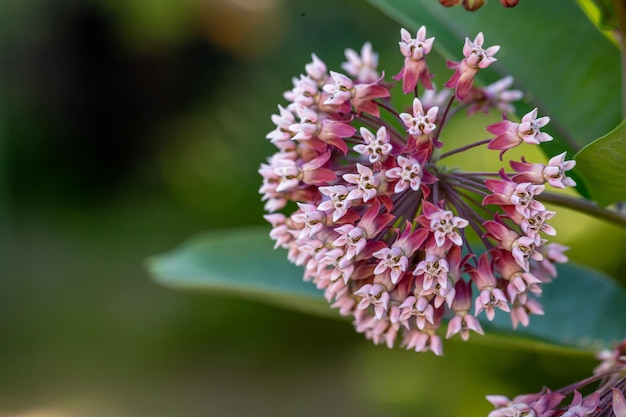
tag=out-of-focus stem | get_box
[612,0,626,118]
[540,191,626,228]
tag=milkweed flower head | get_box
[259,27,575,355]
[486,339,626,417]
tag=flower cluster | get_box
[259,27,576,354]
[486,339,626,417]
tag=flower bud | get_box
[500,0,520,6]
[438,0,462,6]
[462,0,485,10]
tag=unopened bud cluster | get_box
[259,27,575,354]
[439,0,520,10]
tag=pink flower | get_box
[317,185,352,222]
[373,246,409,284]
[284,74,319,107]
[520,210,556,238]
[487,340,626,417]
[562,390,599,417]
[419,200,469,247]
[394,26,435,93]
[323,71,355,106]
[518,108,552,144]
[413,253,450,290]
[292,203,327,239]
[343,163,381,202]
[542,152,577,188]
[355,283,390,319]
[261,26,569,353]
[354,126,393,164]
[400,97,439,138]
[385,156,423,193]
[323,71,390,117]
[398,295,434,330]
[484,179,546,218]
[510,297,544,328]
[289,105,356,154]
[471,253,510,320]
[333,224,368,261]
[266,105,296,147]
[445,32,500,99]
[401,326,443,356]
[487,108,553,156]
[487,390,565,417]
[613,389,626,417]
[446,280,484,340]
[465,76,523,115]
[304,53,328,84]
[594,339,626,375]
[341,42,379,84]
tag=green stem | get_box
[611,0,626,118]
[539,191,626,228]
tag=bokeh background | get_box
[2,0,625,416]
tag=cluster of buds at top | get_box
[486,339,626,417]
[439,0,520,10]
[259,27,576,355]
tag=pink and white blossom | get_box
[400,97,439,138]
[260,25,569,354]
[342,42,379,84]
[394,26,435,93]
[446,32,500,99]
[343,163,381,202]
[385,155,423,193]
[487,108,553,156]
[354,126,393,164]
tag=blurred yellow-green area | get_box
[1,1,624,416]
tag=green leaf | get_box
[574,119,626,206]
[147,226,331,318]
[576,0,620,41]
[485,262,626,353]
[367,0,621,155]
[148,226,626,354]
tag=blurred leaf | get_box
[149,226,626,353]
[147,226,333,318]
[574,119,626,206]
[366,0,621,155]
[485,262,626,353]
[576,0,620,41]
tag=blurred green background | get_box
[1,0,624,416]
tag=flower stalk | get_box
[539,191,626,228]
[612,0,626,118]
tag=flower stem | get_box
[374,99,400,118]
[433,95,456,143]
[438,138,492,160]
[539,191,626,228]
[611,0,626,118]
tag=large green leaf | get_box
[147,226,331,318]
[574,119,626,206]
[366,0,621,155]
[148,226,626,354]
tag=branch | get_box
[539,191,626,228]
